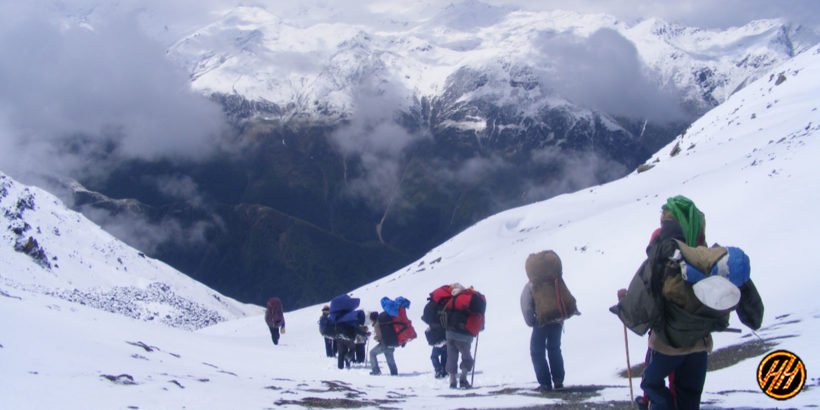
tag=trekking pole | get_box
[623,324,635,408]
[364,338,369,367]
[470,332,480,386]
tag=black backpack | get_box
[377,311,400,347]
[424,326,446,346]
[319,315,336,338]
[421,297,446,327]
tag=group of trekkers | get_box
[264,195,764,409]
[315,288,487,389]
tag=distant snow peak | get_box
[166,5,819,125]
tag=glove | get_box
[280,326,286,334]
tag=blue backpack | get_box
[328,294,365,340]
[681,246,750,286]
[679,245,751,311]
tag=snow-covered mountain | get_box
[2,33,819,410]
[169,4,818,120]
[0,174,259,330]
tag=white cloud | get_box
[0,2,227,183]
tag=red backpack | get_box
[441,287,486,337]
[378,307,417,347]
[394,307,417,346]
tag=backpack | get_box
[328,295,366,341]
[329,294,360,318]
[424,326,446,346]
[393,306,417,346]
[423,285,454,326]
[421,292,449,326]
[658,241,762,348]
[441,288,486,337]
[421,288,451,346]
[525,251,579,324]
[674,241,751,311]
[378,307,417,347]
[330,322,353,341]
[378,311,399,346]
[319,314,336,338]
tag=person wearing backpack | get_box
[368,311,398,376]
[428,330,448,379]
[612,195,764,410]
[328,294,367,370]
[318,305,336,358]
[354,324,369,364]
[635,206,705,409]
[422,293,449,379]
[521,250,578,392]
[441,283,486,389]
[264,297,286,346]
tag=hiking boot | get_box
[449,382,458,389]
[536,385,553,393]
[554,383,564,390]
[459,379,471,389]
[369,370,381,376]
[634,396,649,410]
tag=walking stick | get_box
[470,332,480,386]
[364,337,369,367]
[623,325,635,408]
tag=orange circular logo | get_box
[757,350,806,400]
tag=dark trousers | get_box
[530,322,564,389]
[268,326,280,345]
[641,349,707,410]
[430,345,448,373]
[336,339,355,369]
[639,347,676,405]
[324,337,336,357]
[355,342,366,363]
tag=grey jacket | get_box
[520,282,537,327]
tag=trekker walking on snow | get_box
[441,283,486,389]
[327,294,367,370]
[635,206,705,408]
[612,195,764,410]
[265,297,286,346]
[368,311,398,375]
[354,324,369,364]
[318,305,336,357]
[428,332,448,379]
[521,250,579,392]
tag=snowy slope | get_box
[0,175,259,330]
[2,44,820,409]
[167,5,818,118]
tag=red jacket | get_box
[265,297,285,328]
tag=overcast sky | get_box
[487,0,820,30]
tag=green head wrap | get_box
[664,195,705,247]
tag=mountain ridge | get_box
[168,6,818,121]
